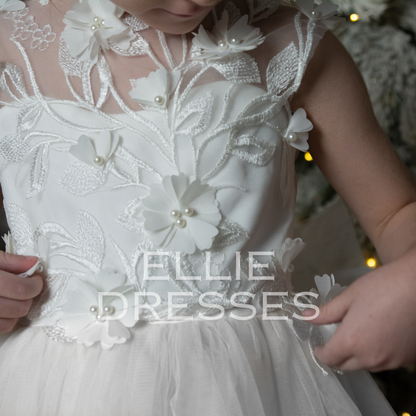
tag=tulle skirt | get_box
[0,315,395,416]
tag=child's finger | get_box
[0,251,39,275]
[334,356,362,372]
[0,318,18,333]
[313,328,353,368]
[303,291,351,325]
[0,296,32,319]
[0,273,43,301]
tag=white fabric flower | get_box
[69,131,119,169]
[62,0,135,63]
[60,268,137,349]
[284,108,313,152]
[142,173,221,254]
[2,232,14,254]
[310,274,347,341]
[276,237,306,273]
[292,0,345,30]
[192,11,265,61]
[0,0,25,11]
[2,232,42,278]
[129,69,181,109]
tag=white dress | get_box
[0,1,396,415]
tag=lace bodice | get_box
[0,0,332,348]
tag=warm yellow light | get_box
[350,13,360,22]
[402,413,411,416]
[304,152,313,161]
[367,258,377,268]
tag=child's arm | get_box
[291,31,416,371]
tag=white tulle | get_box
[0,316,368,416]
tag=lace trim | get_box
[4,8,56,52]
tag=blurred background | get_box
[293,0,416,414]
[0,0,415,413]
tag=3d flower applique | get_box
[0,0,25,11]
[192,10,265,62]
[69,131,119,170]
[142,173,221,254]
[283,108,313,152]
[291,0,345,30]
[310,274,347,341]
[60,268,137,349]
[62,0,135,64]
[129,68,181,109]
[276,237,306,273]
[2,232,43,278]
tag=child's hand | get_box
[303,250,416,372]
[0,252,43,333]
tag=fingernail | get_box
[24,256,39,260]
[303,308,315,317]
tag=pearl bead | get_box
[96,314,105,323]
[101,20,105,26]
[37,264,44,273]
[94,16,100,22]
[90,305,98,314]
[230,37,241,45]
[175,218,186,228]
[91,25,97,31]
[103,305,115,315]
[94,156,104,166]
[311,10,321,18]
[287,132,297,143]
[170,210,181,218]
[217,39,228,50]
[154,96,165,106]
[184,207,194,216]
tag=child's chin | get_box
[139,11,212,35]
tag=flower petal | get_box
[278,238,305,272]
[296,0,314,15]
[287,108,313,133]
[166,228,196,254]
[69,135,97,166]
[180,180,211,207]
[187,217,219,251]
[143,211,173,231]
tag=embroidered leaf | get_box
[251,0,280,23]
[224,1,242,25]
[58,161,108,196]
[59,37,83,77]
[212,53,261,84]
[81,62,94,105]
[5,203,33,254]
[212,218,249,249]
[26,144,50,199]
[36,222,75,242]
[18,103,42,131]
[175,91,214,137]
[96,57,111,109]
[0,133,30,162]
[76,211,105,268]
[109,33,151,57]
[111,239,139,288]
[117,197,146,235]
[267,42,299,96]
[27,269,74,320]
[0,62,29,100]
[231,134,276,166]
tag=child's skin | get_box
[1,0,416,373]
